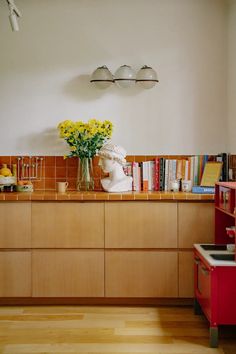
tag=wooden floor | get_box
[0,305,235,354]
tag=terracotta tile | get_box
[93,156,100,166]
[4,193,18,200]
[199,194,215,200]
[44,166,56,178]
[69,192,83,200]
[33,180,45,190]
[95,192,109,200]
[56,167,67,179]
[56,156,67,167]
[134,192,148,200]
[173,192,187,200]
[94,178,102,191]
[45,179,56,190]
[67,157,78,167]
[108,193,122,200]
[67,178,76,191]
[57,193,70,200]
[185,193,201,200]
[147,192,161,200]
[94,166,101,178]
[126,155,135,162]
[45,156,56,166]
[121,193,135,200]
[0,156,11,166]
[82,193,96,200]
[67,167,77,178]
[17,192,31,200]
[10,156,21,166]
[160,192,174,200]
[134,155,146,163]
[31,192,44,200]
[43,192,57,200]
[146,156,156,161]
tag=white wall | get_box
[227,0,236,153]
[0,0,227,155]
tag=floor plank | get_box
[0,306,235,354]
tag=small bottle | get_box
[12,164,17,177]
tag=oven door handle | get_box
[200,265,209,276]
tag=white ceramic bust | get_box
[98,143,132,193]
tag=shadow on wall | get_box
[16,128,68,155]
[63,74,143,102]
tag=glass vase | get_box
[77,157,94,191]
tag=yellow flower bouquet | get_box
[57,119,113,191]
[58,119,113,159]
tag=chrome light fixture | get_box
[6,0,22,32]
[136,65,159,89]
[114,65,136,88]
[90,66,114,89]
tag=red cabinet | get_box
[194,182,236,348]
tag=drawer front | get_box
[0,251,31,297]
[32,250,104,297]
[32,202,104,248]
[105,250,178,297]
[105,202,177,248]
[178,203,214,248]
[0,203,31,248]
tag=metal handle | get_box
[194,257,200,265]
[201,266,209,276]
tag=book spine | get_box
[164,159,169,191]
[154,158,160,191]
[192,186,215,194]
[159,158,164,191]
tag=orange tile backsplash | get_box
[1,154,235,192]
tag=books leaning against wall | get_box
[122,153,232,192]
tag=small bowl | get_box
[227,244,235,252]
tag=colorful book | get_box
[192,186,215,194]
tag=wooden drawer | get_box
[32,250,104,297]
[0,203,31,248]
[105,250,178,297]
[178,202,214,248]
[105,202,177,248]
[32,202,104,248]
[178,251,194,297]
[0,251,31,297]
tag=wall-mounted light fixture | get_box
[90,66,114,89]
[6,0,22,32]
[90,65,158,89]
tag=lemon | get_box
[0,168,12,177]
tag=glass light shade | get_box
[90,66,114,89]
[136,65,159,89]
[114,65,136,88]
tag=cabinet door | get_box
[32,202,104,248]
[0,251,31,297]
[0,203,31,248]
[105,202,177,248]
[178,203,214,248]
[178,251,194,297]
[32,250,104,297]
[105,251,178,297]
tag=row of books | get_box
[123,153,230,192]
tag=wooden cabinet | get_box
[32,250,104,297]
[0,203,31,248]
[105,202,177,248]
[178,251,194,297]
[105,251,178,297]
[0,251,31,297]
[32,202,104,248]
[178,202,214,248]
